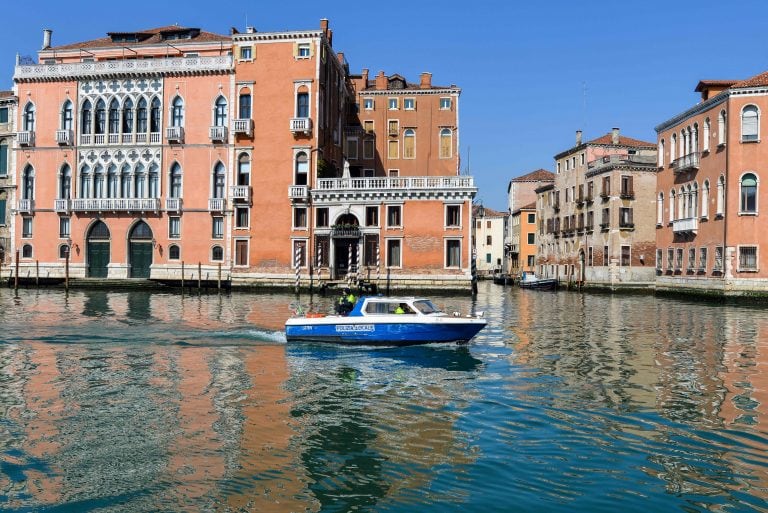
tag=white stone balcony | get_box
[232,119,253,136]
[313,176,476,202]
[70,198,160,212]
[230,185,251,202]
[672,152,700,173]
[54,199,70,212]
[672,217,698,234]
[17,131,34,146]
[289,185,308,200]
[55,129,73,145]
[165,198,182,212]
[14,55,234,81]
[166,126,184,143]
[290,117,312,134]
[208,198,226,212]
[210,126,227,142]
[17,199,33,213]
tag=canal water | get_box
[0,282,766,512]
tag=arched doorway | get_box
[332,213,360,280]
[87,221,110,278]
[128,221,153,278]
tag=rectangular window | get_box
[0,107,7,123]
[388,139,398,159]
[22,216,32,238]
[714,246,723,271]
[346,137,358,160]
[212,216,223,239]
[388,120,399,136]
[527,255,535,267]
[676,248,683,270]
[363,120,374,133]
[387,205,402,227]
[363,168,374,177]
[315,236,330,267]
[235,240,248,266]
[486,253,492,263]
[292,240,307,268]
[239,94,251,119]
[366,206,379,227]
[699,247,707,271]
[738,246,758,271]
[687,248,696,270]
[404,98,415,110]
[439,97,451,110]
[602,176,611,197]
[604,245,609,266]
[621,245,631,266]
[297,43,311,57]
[446,205,461,227]
[527,213,535,224]
[293,207,307,229]
[445,239,461,268]
[168,216,180,239]
[0,143,6,176]
[486,221,491,229]
[486,235,492,245]
[363,98,374,111]
[239,46,252,60]
[236,207,249,228]
[388,98,398,110]
[588,246,594,266]
[0,198,5,225]
[363,234,378,266]
[316,207,329,228]
[527,233,535,244]
[667,248,674,271]
[656,249,663,271]
[388,169,399,177]
[619,207,633,228]
[620,175,634,198]
[363,139,375,159]
[59,217,70,238]
[601,208,610,227]
[386,239,402,267]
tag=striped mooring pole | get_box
[471,247,478,296]
[316,241,322,282]
[347,244,353,286]
[295,245,301,293]
[376,241,381,284]
[355,241,361,287]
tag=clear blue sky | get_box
[3,0,768,210]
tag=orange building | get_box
[0,90,15,267]
[655,72,768,297]
[505,169,554,275]
[510,201,537,276]
[10,20,476,290]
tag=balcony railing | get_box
[210,126,227,142]
[230,185,251,202]
[166,126,184,143]
[70,198,159,212]
[315,176,475,194]
[17,131,34,146]
[619,189,635,199]
[54,199,70,212]
[17,199,33,212]
[672,152,700,173]
[165,198,182,212]
[208,198,226,211]
[55,129,73,145]
[290,117,312,134]
[587,153,657,171]
[232,119,253,136]
[672,217,698,233]
[289,185,308,200]
[331,225,361,237]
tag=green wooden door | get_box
[129,242,152,278]
[87,241,110,278]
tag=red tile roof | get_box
[520,201,536,210]
[694,79,738,92]
[473,205,507,217]
[732,71,768,88]
[587,133,655,147]
[49,26,230,51]
[511,169,555,182]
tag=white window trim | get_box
[439,97,451,110]
[737,244,759,273]
[365,205,380,227]
[403,128,416,159]
[741,104,760,143]
[168,215,181,239]
[210,244,225,262]
[234,206,250,230]
[388,97,399,110]
[292,206,309,230]
[385,237,403,268]
[444,203,462,229]
[443,237,463,269]
[291,238,309,269]
[296,42,312,60]
[315,207,329,229]
[385,203,403,229]
[363,97,374,111]
[238,45,254,61]
[21,244,33,259]
[738,171,759,216]
[233,238,251,268]
[404,98,415,111]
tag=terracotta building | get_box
[509,201,537,277]
[655,72,768,296]
[0,91,16,268]
[505,169,554,274]
[536,129,657,286]
[10,20,476,289]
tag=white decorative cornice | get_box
[311,176,476,203]
[233,30,323,42]
[359,89,460,96]
[655,91,728,133]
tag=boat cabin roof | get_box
[348,296,438,316]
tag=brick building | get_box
[0,91,15,267]
[505,169,554,274]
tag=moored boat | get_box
[518,273,559,290]
[285,296,486,346]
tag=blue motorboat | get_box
[285,296,486,346]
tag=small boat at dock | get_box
[285,296,486,346]
[518,273,558,290]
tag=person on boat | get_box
[336,287,357,315]
[395,304,405,314]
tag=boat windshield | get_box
[413,300,442,314]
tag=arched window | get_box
[169,244,180,260]
[148,164,159,198]
[108,98,120,134]
[294,152,308,186]
[170,163,182,198]
[58,244,69,259]
[61,100,73,130]
[81,100,92,134]
[80,165,92,198]
[137,98,148,133]
[214,96,227,126]
[22,165,34,200]
[703,118,711,152]
[211,245,224,261]
[670,133,677,162]
[669,189,676,223]
[95,99,106,134]
[717,175,725,216]
[22,244,32,259]
[702,180,710,218]
[123,98,134,133]
[740,172,758,213]
[135,164,146,198]
[403,129,416,159]
[681,129,687,158]
[0,140,7,176]
[742,105,759,142]
[693,123,699,153]
[718,110,726,145]
[439,128,452,159]
[212,162,225,198]
[678,187,685,219]
[657,192,664,225]
[237,153,250,186]
[150,97,161,133]
[658,139,665,167]
[23,102,35,131]
[690,183,698,218]
[59,164,71,200]
[94,165,105,199]
[107,165,118,198]
[171,96,184,127]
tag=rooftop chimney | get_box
[611,127,620,145]
[375,70,387,90]
[42,29,52,50]
[576,130,583,146]
[245,26,256,34]
[419,72,432,89]
[361,68,369,86]
[320,18,329,34]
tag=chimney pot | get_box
[611,127,620,145]
[42,29,52,50]
[419,72,432,89]
[576,130,583,146]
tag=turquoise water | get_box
[0,282,766,512]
